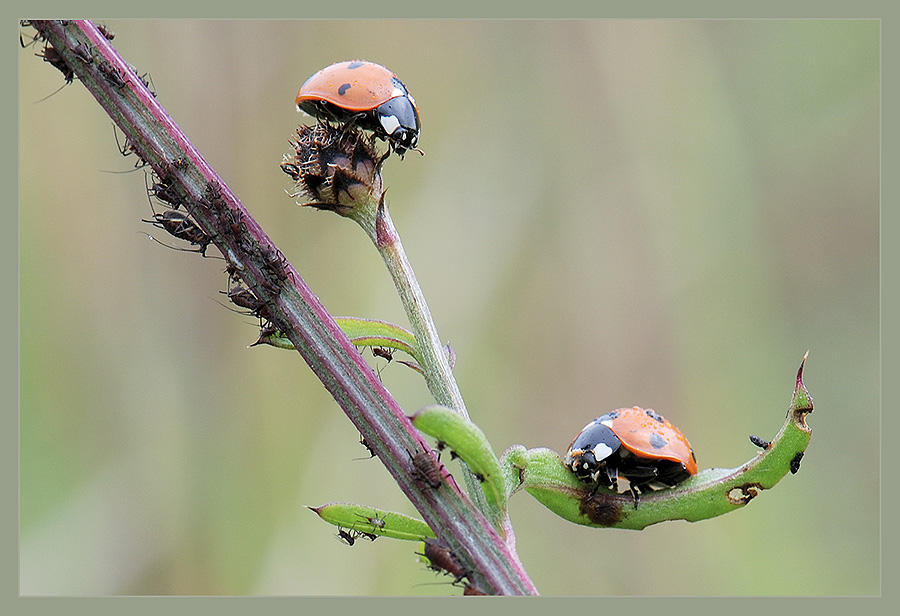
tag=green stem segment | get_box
[362,201,469,419]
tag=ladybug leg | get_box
[621,465,660,509]
[629,485,642,509]
[586,466,617,503]
[340,111,368,134]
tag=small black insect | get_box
[789,451,804,474]
[353,434,377,460]
[434,440,458,461]
[749,435,771,450]
[335,528,360,546]
[372,347,394,362]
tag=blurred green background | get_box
[19,20,879,595]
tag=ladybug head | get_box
[375,96,421,157]
[565,419,622,485]
[570,449,600,482]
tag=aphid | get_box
[749,435,771,450]
[789,451,804,475]
[372,347,394,362]
[147,174,184,209]
[71,43,92,65]
[224,260,243,283]
[422,539,469,583]
[37,44,74,84]
[143,210,211,256]
[357,513,386,530]
[96,23,115,41]
[205,180,223,203]
[259,243,292,284]
[335,528,360,546]
[409,449,443,489]
[224,286,274,324]
[353,434,377,460]
[97,60,128,88]
[213,205,244,243]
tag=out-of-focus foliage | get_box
[19,20,878,595]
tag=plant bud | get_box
[282,123,384,219]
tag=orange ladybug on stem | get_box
[296,60,421,157]
[565,407,697,508]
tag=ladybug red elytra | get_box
[296,60,421,157]
[565,406,697,507]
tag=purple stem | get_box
[30,20,537,595]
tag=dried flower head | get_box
[282,124,385,220]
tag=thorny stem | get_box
[28,19,537,596]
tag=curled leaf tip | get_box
[790,351,814,425]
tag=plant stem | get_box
[29,19,537,595]
[355,200,503,518]
[364,201,468,418]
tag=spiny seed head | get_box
[282,124,384,218]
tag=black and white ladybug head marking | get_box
[375,79,420,155]
[564,418,622,483]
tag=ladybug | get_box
[565,407,697,508]
[296,60,421,157]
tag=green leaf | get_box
[505,353,814,530]
[333,317,423,365]
[252,316,423,367]
[307,502,436,542]
[410,405,506,513]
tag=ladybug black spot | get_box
[649,433,667,449]
[645,410,665,423]
[338,82,351,96]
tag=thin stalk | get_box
[353,200,502,518]
[361,202,468,418]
